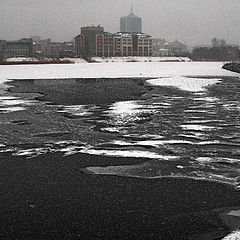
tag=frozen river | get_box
[0,62,240,188]
[1,62,240,239]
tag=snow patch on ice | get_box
[222,230,240,240]
[92,56,192,63]
[147,77,221,92]
[181,124,216,131]
[227,210,240,218]
[80,148,178,160]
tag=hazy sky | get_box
[0,0,239,45]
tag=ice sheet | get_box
[0,62,238,83]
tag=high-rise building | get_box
[120,5,142,33]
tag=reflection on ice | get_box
[108,101,141,115]
[106,101,154,122]
[101,100,156,132]
[58,105,97,117]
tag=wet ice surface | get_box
[0,70,240,189]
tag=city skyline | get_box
[0,0,239,46]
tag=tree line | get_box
[189,38,240,61]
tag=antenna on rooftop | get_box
[131,1,133,13]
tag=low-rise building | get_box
[153,39,187,57]
[4,38,33,57]
[164,40,187,56]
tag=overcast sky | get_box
[0,0,239,46]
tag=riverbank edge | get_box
[222,62,240,74]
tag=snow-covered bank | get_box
[5,56,191,64]
[5,57,87,64]
[91,56,191,63]
[0,62,238,82]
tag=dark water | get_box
[1,76,240,239]
[0,76,240,189]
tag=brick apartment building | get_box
[75,26,152,57]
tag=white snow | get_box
[227,210,240,218]
[0,106,25,112]
[181,124,216,131]
[91,56,192,63]
[222,230,240,240]
[80,148,178,160]
[147,77,221,92]
[196,157,240,163]
[192,97,219,102]
[0,62,238,82]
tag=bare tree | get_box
[211,38,218,48]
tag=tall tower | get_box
[120,4,142,33]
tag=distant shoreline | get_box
[0,56,192,65]
[0,60,74,65]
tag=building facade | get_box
[96,32,115,57]
[0,40,6,61]
[4,38,33,57]
[78,25,104,57]
[75,34,86,57]
[135,33,152,56]
[114,32,133,56]
[120,8,142,33]
[164,40,187,56]
[75,28,152,57]
[153,39,188,57]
